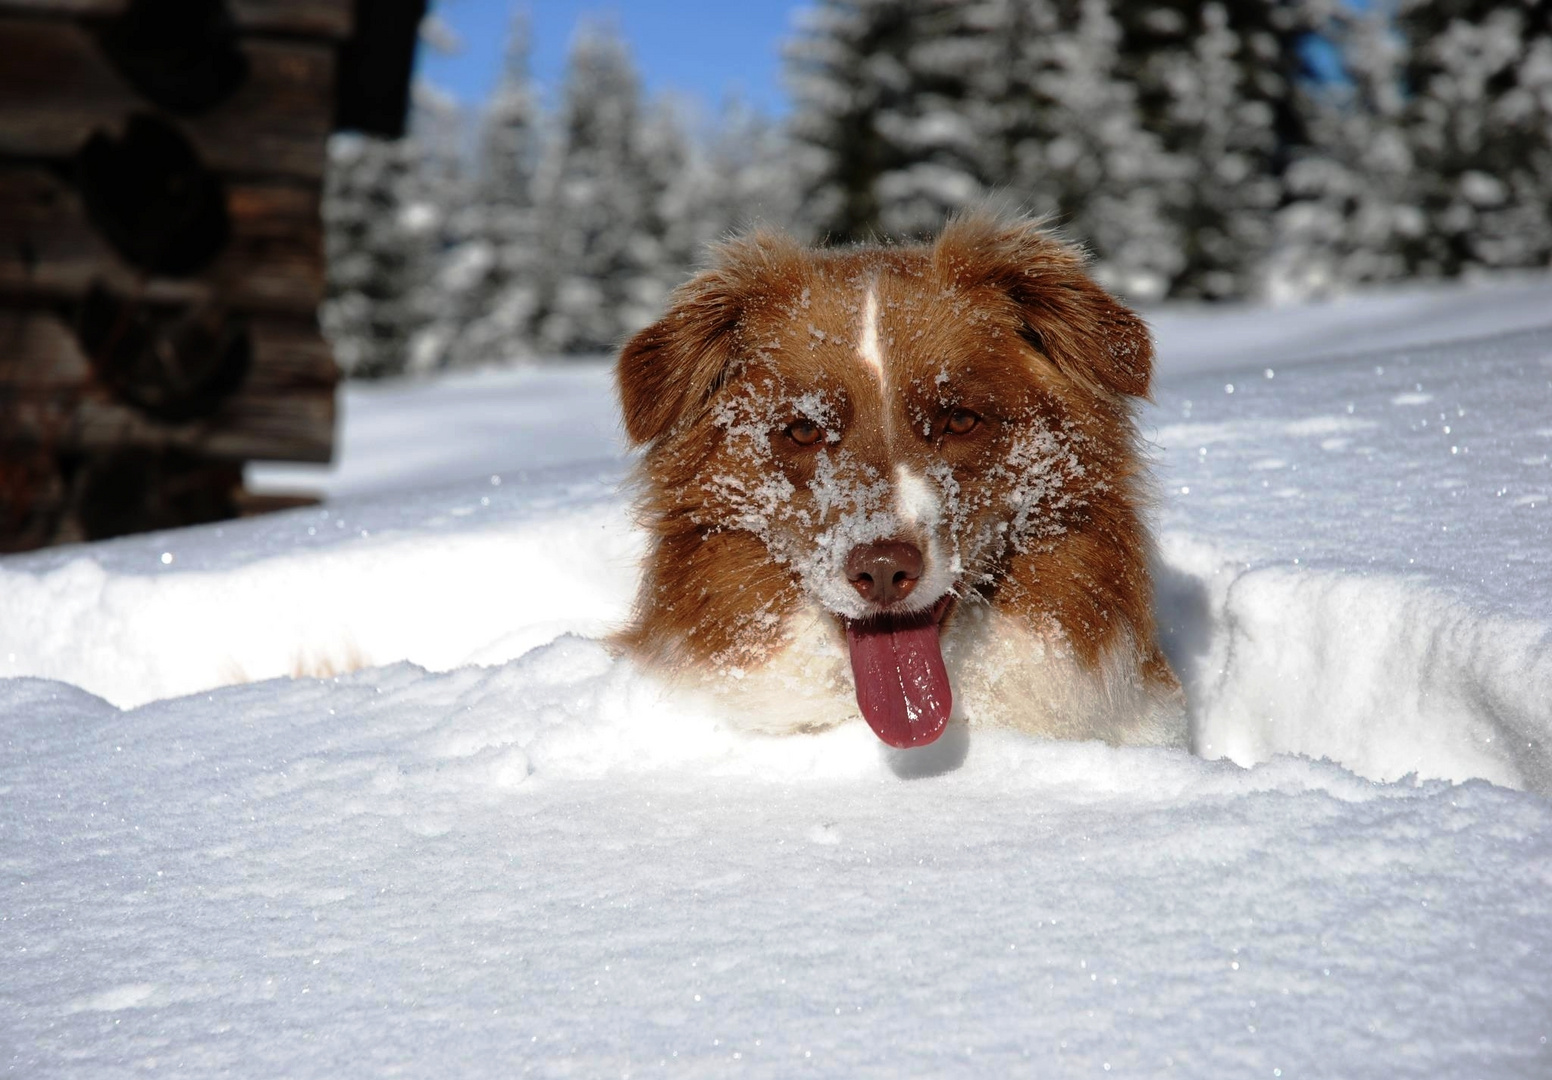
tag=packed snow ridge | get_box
[2,282,1550,1076]
[5,306,1549,794]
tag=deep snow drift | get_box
[3,277,1550,1077]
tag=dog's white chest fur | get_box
[683,603,1185,748]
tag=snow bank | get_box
[4,639,1550,1077]
[0,466,639,709]
[1160,536,1552,792]
[1149,322,1552,795]
[8,322,1549,794]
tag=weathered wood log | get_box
[0,445,65,553]
[95,0,249,115]
[74,281,252,422]
[77,113,231,276]
[0,166,324,313]
[0,0,353,38]
[0,308,336,392]
[0,17,333,179]
[0,307,336,462]
[1,387,335,462]
[1,440,325,552]
[63,448,243,542]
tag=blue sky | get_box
[417,1,804,115]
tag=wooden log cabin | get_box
[0,0,426,551]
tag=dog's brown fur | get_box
[614,212,1184,745]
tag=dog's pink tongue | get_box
[845,615,951,748]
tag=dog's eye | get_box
[785,419,824,447]
[944,409,980,436]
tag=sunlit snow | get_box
[3,278,1550,1077]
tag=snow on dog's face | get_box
[615,213,1162,748]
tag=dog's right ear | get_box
[617,229,798,446]
[617,271,739,446]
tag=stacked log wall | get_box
[0,0,354,551]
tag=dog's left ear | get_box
[935,213,1154,399]
[617,229,801,445]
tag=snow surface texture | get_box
[4,278,1551,1076]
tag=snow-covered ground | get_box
[3,276,1551,1076]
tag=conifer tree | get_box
[700,100,803,238]
[997,0,1184,299]
[1392,0,1552,275]
[531,22,660,354]
[1275,0,1552,293]
[1269,3,1419,297]
[628,96,702,326]
[432,13,544,368]
[320,134,443,378]
[1112,0,1321,298]
[788,0,981,242]
[868,0,1002,236]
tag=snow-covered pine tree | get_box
[1268,2,1421,299]
[531,22,684,355]
[785,0,1317,297]
[699,99,803,239]
[427,13,544,369]
[871,1,1002,236]
[787,0,995,242]
[1274,0,1552,295]
[1112,0,1322,298]
[1391,0,1552,276]
[990,0,1186,301]
[627,95,704,330]
[320,132,445,379]
[786,0,896,242]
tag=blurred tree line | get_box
[325,0,1552,376]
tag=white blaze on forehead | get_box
[894,463,941,527]
[857,287,884,382]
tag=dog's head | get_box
[618,212,1156,747]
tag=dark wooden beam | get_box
[0,308,337,461]
[0,165,325,314]
[0,0,354,39]
[334,0,426,138]
[0,18,333,179]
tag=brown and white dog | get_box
[613,212,1185,750]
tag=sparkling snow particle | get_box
[160,552,173,565]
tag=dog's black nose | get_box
[846,541,923,605]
